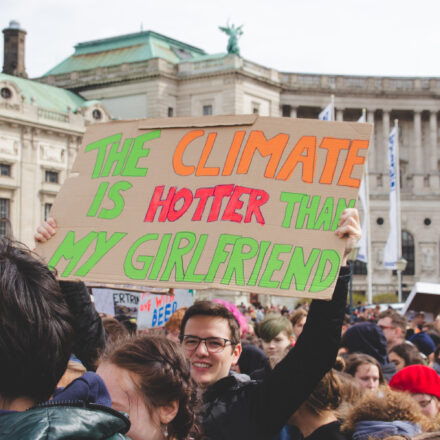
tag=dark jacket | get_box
[0,372,130,440]
[0,404,129,440]
[305,421,348,440]
[200,267,349,440]
[59,281,106,370]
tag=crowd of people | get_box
[1,208,440,439]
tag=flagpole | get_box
[394,119,403,302]
[331,94,335,121]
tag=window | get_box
[282,105,291,117]
[353,260,367,275]
[0,198,10,237]
[253,106,260,115]
[0,163,11,176]
[92,109,102,120]
[203,105,213,116]
[402,230,415,275]
[1,87,11,99]
[45,170,59,183]
[168,107,174,117]
[44,203,52,221]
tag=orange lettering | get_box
[276,136,316,182]
[319,138,350,184]
[195,132,220,176]
[237,131,289,178]
[338,140,369,187]
[173,130,204,176]
[223,131,245,176]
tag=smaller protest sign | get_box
[93,288,140,318]
[137,289,194,329]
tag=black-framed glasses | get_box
[180,335,235,353]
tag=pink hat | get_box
[389,365,440,399]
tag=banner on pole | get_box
[319,102,334,121]
[383,126,399,269]
[36,116,372,299]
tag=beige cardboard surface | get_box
[36,116,372,299]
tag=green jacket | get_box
[0,402,130,440]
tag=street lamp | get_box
[396,257,407,303]
[347,246,360,320]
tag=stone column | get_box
[336,108,344,121]
[429,111,439,189]
[413,110,424,190]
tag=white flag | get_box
[383,126,399,269]
[357,111,368,263]
[318,102,334,121]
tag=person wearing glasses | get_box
[179,208,361,440]
[377,310,408,352]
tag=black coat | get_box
[199,267,350,440]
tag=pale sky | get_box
[1,0,440,79]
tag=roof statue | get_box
[219,22,243,56]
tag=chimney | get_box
[2,20,27,78]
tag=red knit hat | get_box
[389,365,440,399]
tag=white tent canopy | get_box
[402,282,440,322]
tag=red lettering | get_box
[245,189,269,225]
[144,186,176,222]
[168,188,193,222]
[222,186,251,223]
[192,187,215,221]
[208,185,234,222]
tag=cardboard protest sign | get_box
[36,115,371,299]
[93,288,140,318]
[137,289,194,329]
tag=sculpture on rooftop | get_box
[219,22,243,56]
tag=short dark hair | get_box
[389,343,424,367]
[180,301,240,344]
[377,310,408,334]
[0,238,73,404]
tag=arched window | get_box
[402,230,415,275]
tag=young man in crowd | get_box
[377,310,408,351]
[179,208,361,440]
[0,239,129,439]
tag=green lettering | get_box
[296,195,321,229]
[149,234,172,280]
[184,234,208,283]
[122,130,161,177]
[75,232,126,276]
[314,197,334,231]
[101,137,134,177]
[48,231,98,276]
[85,133,122,179]
[87,182,109,217]
[280,192,304,228]
[258,244,292,288]
[98,181,133,219]
[310,249,341,292]
[205,234,239,283]
[124,233,159,279]
[247,241,271,286]
[160,232,196,282]
[221,237,258,286]
[281,247,320,290]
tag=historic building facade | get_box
[0,21,110,246]
[10,25,438,300]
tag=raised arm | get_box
[257,208,361,438]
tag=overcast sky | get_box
[2,0,439,79]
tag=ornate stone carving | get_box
[0,136,19,157]
[421,244,436,273]
[39,143,65,164]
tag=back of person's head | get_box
[344,353,386,385]
[259,314,293,342]
[100,335,199,440]
[102,316,129,344]
[180,301,240,344]
[341,321,388,365]
[389,343,424,368]
[290,308,307,327]
[213,299,248,335]
[165,307,188,333]
[115,314,137,335]
[378,310,408,335]
[0,238,73,405]
[237,344,269,376]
